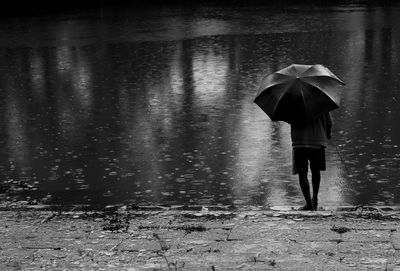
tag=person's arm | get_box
[326,113,332,139]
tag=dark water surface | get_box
[1,3,400,208]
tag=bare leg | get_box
[311,169,321,211]
[298,172,313,210]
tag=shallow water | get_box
[1,3,400,208]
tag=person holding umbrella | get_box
[291,112,332,210]
[254,64,345,211]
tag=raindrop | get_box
[103,190,113,197]
[176,178,185,183]
[161,192,173,196]
[79,184,89,190]
[183,173,194,178]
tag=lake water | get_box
[1,3,400,208]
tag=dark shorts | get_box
[292,147,326,175]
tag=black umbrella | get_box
[254,64,345,124]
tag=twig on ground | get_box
[109,239,125,251]
[40,213,57,224]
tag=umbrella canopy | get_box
[254,64,345,124]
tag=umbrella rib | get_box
[299,83,307,117]
[275,72,296,77]
[301,78,342,100]
[256,78,294,99]
[256,82,291,105]
[271,81,296,119]
[302,75,345,85]
[301,64,345,84]
[262,73,295,88]
[263,80,292,90]
[292,65,300,76]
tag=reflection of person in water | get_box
[290,112,332,211]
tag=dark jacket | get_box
[290,113,332,147]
